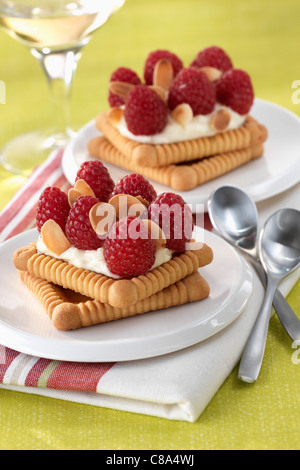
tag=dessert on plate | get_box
[88,46,268,191]
[13,161,213,330]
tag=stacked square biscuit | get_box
[89,113,267,192]
[14,241,213,331]
[88,47,268,191]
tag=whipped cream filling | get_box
[36,237,173,279]
[115,104,246,144]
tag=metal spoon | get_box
[238,208,300,382]
[207,185,300,342]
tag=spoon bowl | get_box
[260,208,300,276]
[208,185,258,256]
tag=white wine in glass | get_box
[0,0,125,175]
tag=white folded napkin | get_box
[1,264,299,422]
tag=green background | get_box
[1,0,300,450]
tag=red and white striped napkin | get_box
[0,151,298,422]
[0,150,70,243]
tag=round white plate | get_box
[62,98,300,211]
[0,228,252,362]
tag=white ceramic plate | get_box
[0,227,253,362]
[62,98,300,212]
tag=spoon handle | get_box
[273,289,300,341]
[248,257,300,341]
[238,277,278,383]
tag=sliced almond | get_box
[153,59,174,91]
[141,219,166,248]
[135,195,150,207]
[89,202,115,236]
[68,188,81,207]
[149,85,167,102]
[170,103,193,127]
[74,179,95,197]
[108,107,124,126]
[41,219,72,256]
[185,240,204,251]
[199,66,222,82]
[109,193,147,220]
[211,108,231,132]
[109,81,135,101]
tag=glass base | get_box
[0,129,76,176]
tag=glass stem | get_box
[30,47,82,145]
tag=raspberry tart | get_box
[88,46,267,191]
[13,163,213,330]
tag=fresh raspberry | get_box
[168,67,216,116]
[124,85,168,136]
[103,216,156,277]
[216,68,254,114]
[36,186,70,233]
[108,67,142,107]
[65,195,104,250]
[190,46,233,72]
[148,192,193,253]
[112,174,157,204]
[75,160,114,202]
[143,49,183,85]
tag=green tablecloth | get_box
[1,0,300,450]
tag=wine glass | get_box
[0,0,125,175]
